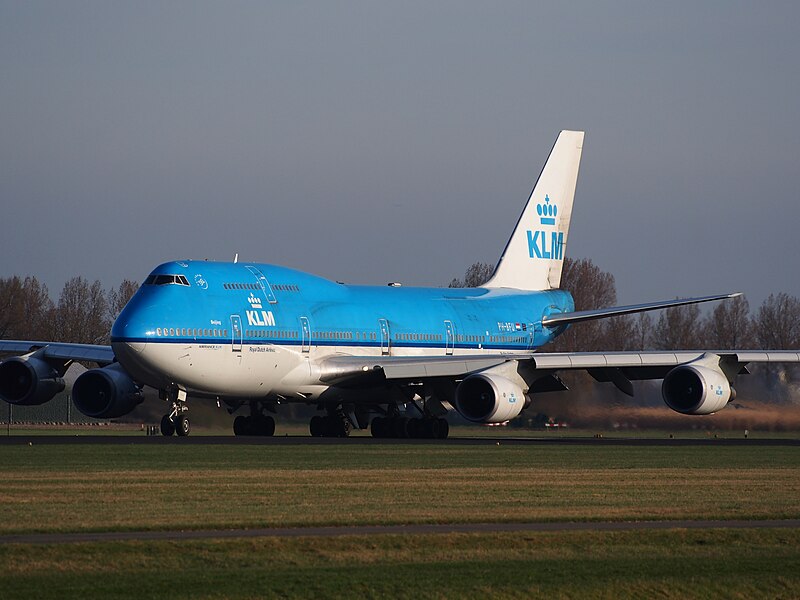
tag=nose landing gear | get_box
[160,387,190,437]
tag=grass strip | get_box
[1,445,798,535]
[1,528,799,599]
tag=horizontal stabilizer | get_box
[541,293,741,328]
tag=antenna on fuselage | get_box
[233,253,239,264]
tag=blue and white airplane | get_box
[2,130,798,437]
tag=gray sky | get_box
[2,1,798,309]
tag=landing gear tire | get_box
[233,415,248,436]
[310,414,350,437]
[160,415,175,436]
[436,418,449,439]
[234,414,275,436]
[370,417,386,438]
[175,414,190,437]
[309,415,325,437]
[392,416,410,438]
[255,415,275,436]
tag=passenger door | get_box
[379,319,390,355]
[300,317,311,353]
[444,320,455,355]
[230,315,243,352]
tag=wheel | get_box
[160,415,175,436]
[336,416,351,438]
[309,415,324,437]
[175,414,190,436]
[257,416,276,437]
[392,417,410,439]
[233,415,248,436]
[371,417,386,438]
[418,418,439,439]
[436,418,449,439]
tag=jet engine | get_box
[0,356,65,406]
[455,373,527,423]
[662,364,732,415]
[72,363,144,419]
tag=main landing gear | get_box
[309,410,351,437]
[160,388,190,437]
[233,402,276,436]
[371,416,449,439]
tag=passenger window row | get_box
[224,283,260,290]
[488,335,526,343]
[396,333,444,342]
[244,330,298,339]
[156,327,228,338]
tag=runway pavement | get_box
[0,434,798,446]
[2,519,799,545]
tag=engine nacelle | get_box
[0,356,65,406]
[72,363,144,419]
[455,373,526,423]
[662,364,732,415]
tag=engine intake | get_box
[662,364,732,415]
[0,356,65,406]
[455,373,526,423]
[72,363,144,419]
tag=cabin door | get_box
[444,320,455,355]
[300,317,311,353]
[378,319,390,355]
[230,315,243,352]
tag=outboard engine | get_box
[662,363,733,415]
[0,355,65,406]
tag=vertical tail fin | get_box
[484,130,584,291]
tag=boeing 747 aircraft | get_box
[1,130,798,437]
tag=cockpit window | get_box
[144,274,190,286]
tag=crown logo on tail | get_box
[536,194,557,226]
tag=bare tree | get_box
[632,312,654,350]
[755,293,800,350]
[53,277,110,344]
[0,276,54,340]
[702,295,752,349]
[603,315,640,351]
[651,303,702,350]
[448,262,494,288]
[0,277,23,338]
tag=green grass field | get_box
[1,442,799,598]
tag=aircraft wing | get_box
[541,293,741,327]
[317,350,800,394]
[0,340,115,365]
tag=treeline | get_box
[450,259,800,352]
[0,276,139,345]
